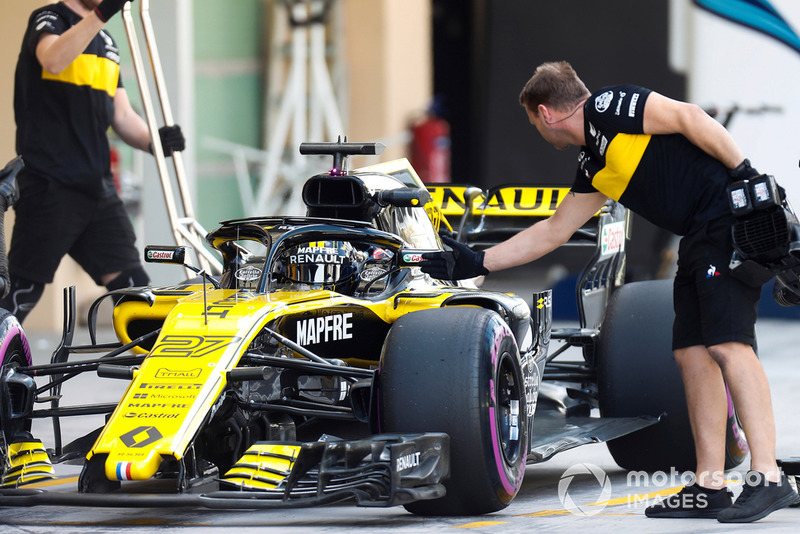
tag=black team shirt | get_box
[571,85,730,236]
[14,2,123,198]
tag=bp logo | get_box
[119,426,163,449]
[558,463,612,515]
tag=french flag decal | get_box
[115,462,134,480]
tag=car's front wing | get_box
[0,433,448,509]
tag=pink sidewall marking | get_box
[488,405,524,496]
[488,406,514,494]
[726,384,749,455]
[726,385,734,418]
[487,320,523,496]
[489,319,513,367]
[0,325,32,366]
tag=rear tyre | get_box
[379,307,527,516]
[597,280,747,472]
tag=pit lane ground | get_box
[2,299,798,532]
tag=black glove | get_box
[94,0,133,22]
[152,125,186,157]
[729,158,760,181]
[421,235,489,280]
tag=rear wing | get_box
[353,158,627,250]
[352,159,630,328]
[427,184,626,248]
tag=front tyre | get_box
[379,307,527,516]
[0,309,34,472]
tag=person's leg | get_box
[102,267,150,291]
[714,341,798,523]
[71,194,149,289]
[674,345,728,489]
[707,341,778,480]
[0,277,45,323]
[687,219,799,522]
[4,176,91,322]
[670,242,729,488]
[646,238,735,518]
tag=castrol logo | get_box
[147,250,174,261]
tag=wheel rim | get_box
[1,349,28,373]
[496,352,523,465]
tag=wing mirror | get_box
[144,245,221,289]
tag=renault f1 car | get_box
[0,142,761,515]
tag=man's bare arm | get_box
[642,92,745,169]
[483,191,609,272]
[111,88,152,152]
[35,13,105,74]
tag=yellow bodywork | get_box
[1,439,56,488]
[95,287,454,481]
[222,443,301,490]
[88,158,541,484]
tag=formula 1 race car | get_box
[0,142,755,516]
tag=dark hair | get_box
[518,61,590,115]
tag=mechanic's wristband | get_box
[474,250,489,276]
[729,158,758,181]
[95,0,127,23]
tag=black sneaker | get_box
[717,472,800,523]
[645,484,733,519]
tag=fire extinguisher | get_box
[410,100,451,183]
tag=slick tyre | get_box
[379,307,528,516]
[597,280,748,472]
[0,309,33,447]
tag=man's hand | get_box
[729,158,760,181]
[421,235,489,280]
[156,125,186,157]
[94,0,133,22]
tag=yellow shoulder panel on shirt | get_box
[592,133,651,200]
[41,54,119,97]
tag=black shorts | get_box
[672,215,761,350]
[7,173,143,285]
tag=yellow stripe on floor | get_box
[592,485,682,506]
[454,521,509,528]
[516,510,572,517]
[26,475,79,488]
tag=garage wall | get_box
[0,0,431,330]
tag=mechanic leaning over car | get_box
[421,61,799,523]
[1,0,184,324]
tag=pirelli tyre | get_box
[378,307,528,516]
[0,310,34,453]
[597,279,748,472]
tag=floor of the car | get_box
[527,411,657,464]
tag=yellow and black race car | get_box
[0,144,754,515]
